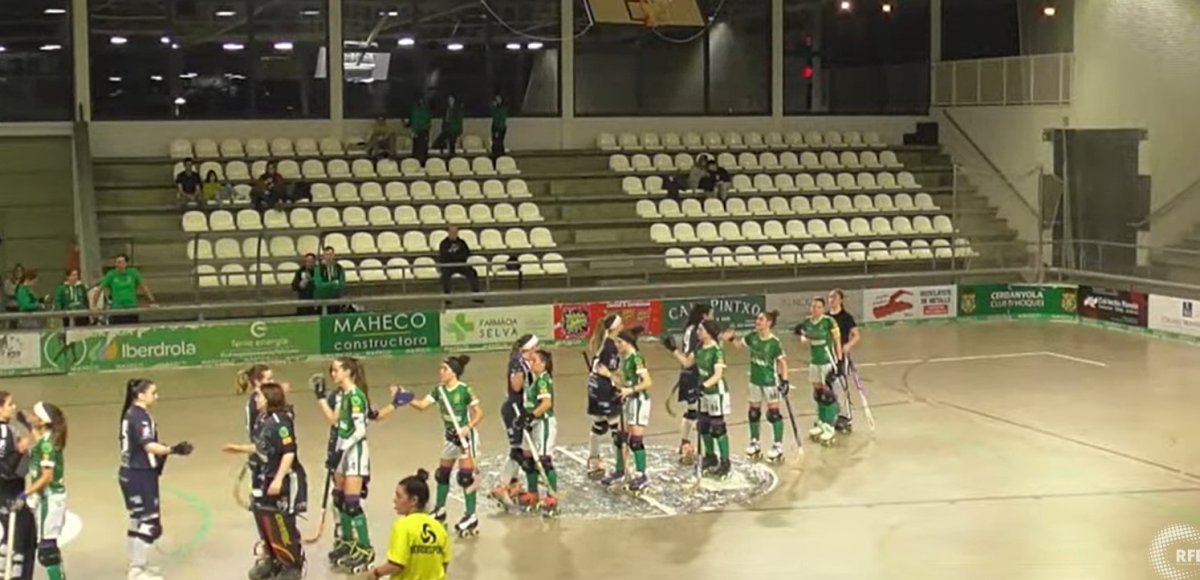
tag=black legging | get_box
[440,266,480,294]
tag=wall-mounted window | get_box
[0,1,73,121]
[89,0,329,119]
[342,0,560,119]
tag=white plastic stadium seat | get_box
[696,222,719,242]
[269,138,294,157]
[880,151,902,169]
[219,139,244,158]
[683,132,704,151]
[673,223,698,243]
[236,209,263,230]
[419,205,446,225]
[507,179,531,198]
[724,132,746,150]
[435,180,459,200]
[480,229,505,250]
[194,139,219,158]
[469,204,495,224]
[719,222,744,242]
[319,137,344,155]
[786,219,809,239]
[860,151,882,169]
[425,158,449,177]
[295,138,319,157]
[245,139,270,158]
[170,139,193,159]
[731,175,755,193]
[765,132,786,149]
[631,154,653,173]
[494,203,519,223]
[444,204,470,225]
[401,158,425,177]
[609,155,632,173]
[343,207,369,227]
[472,157,497,176]
[653,153,675,172]
[410,181,434,200]
[449,157,472,176]
[650,223,674,243]
[182,211,208,232]
[619,133,641,151]
[597,133,618,151]
[662,133,683,151]
[497,156,520,176]
[915,193,938,211]
[530,227,555,248]
[213,238,241,259]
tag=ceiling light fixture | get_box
[1043,4,1057,16]
[160,36,171,44]
[274,41,294,51]
[838,0,852,12]
[526,42,544,50]
[215,10,237,17]
[447,42,464,51]
[174,97,187,105]
[44,8,67,15]
[222,42,245,51]
[40,44,63,51]
[397,37,415,47]
[150,75,163,81]
[110,36,128,45]
[882,1,893,13]
[108,76,122,82]
[505,42,521,50]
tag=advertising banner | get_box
[320,311,440,356]
[554,301,664,342]
[664,295,765,335]
[958,284,1077,318]
[1078,286,1148,328]
[862,286,957,323]
[1148,294,1200,339]
[441,305,555,349]
[0,331,54,377]
[60,319,320,372]
[766,290,864,329]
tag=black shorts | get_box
[677,367,701,403]
[587,392,619,418]
[501,399,523,447]
[251,464,308,515]
[119,467,161,520]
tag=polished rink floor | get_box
[1,321,1196,580]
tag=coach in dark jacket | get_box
[438,226,481,298]
[290,253,317,315]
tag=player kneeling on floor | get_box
[724,310,789,463]
[516,349,559,517]
[365,470,451,580]
[223,383,308,580]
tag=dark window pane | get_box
[0,2,73,121]
[705,0,770,115]
[89,0,328,119]
[342,0,560,119]
[784,0,930,115]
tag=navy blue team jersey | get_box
[506,352,532,402]
[121,405,159,471]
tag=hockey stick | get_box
[778,374,804,458]
[437,387,478,493]
[848,359,876,431]
[302,468,334,544]
[233,463,251,509]
[515,404,557,500]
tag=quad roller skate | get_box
[128,566,164,580]
[455,513,480,537]
[626,473,650,497]
[678,441,697,466]
[336,546,375,574]
[711,458,732,480]
[327,539,353,565]
[274,566,304,580]
[600,470,627,489]
[701,454,719,476]
[835,415,853,434]
[540,495,559,519]
[430,505,448,524]
[818,422,837,447]
[518,491,540,513]
[745,440,762,461]
[587,456,606,481]
[808,421,825,441]
[248,557,280,580]
[765,442,785,464]
[488,484,516,509]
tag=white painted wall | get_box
[935,105,1069,244]
[89,116,925,158]
[1072,0,1200,245]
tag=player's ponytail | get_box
[764,310,779,328]
[587,320,607,360]
[617,326,645,350]
[445,355,471,378]
[685,303,712,327]
[38,402,67,450]
[235,363,271,394]
[121,378,151,428]
[700,319,722,342]
[401,469,432,510]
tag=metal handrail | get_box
[939,108,1040,219]
[1132,172,1200,229]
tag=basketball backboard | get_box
[585,0,705,27]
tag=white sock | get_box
[680,417,696,443]
[129,537,151,568]
[588,431,604,459]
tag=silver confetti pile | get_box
[456,444,778,520]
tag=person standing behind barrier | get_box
[54,269,89,328]
[433,95,464,158]
[408,97,432,162]
[490,94,508,158]
[291,253,318,316]
[314,247,347,315]
[98,254,157,325]
[3,264,24,322]
[14,269,45,329]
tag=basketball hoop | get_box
[629,0,670,28]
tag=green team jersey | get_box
[335,386,369,447]
[694,343,727,395]
[801,316,840,365]
[29,433,65,494]
[524,372,554,418]
[99,267,142,309]
[429,382,477,432]
[745,332,785,386]
[621,351,650,401]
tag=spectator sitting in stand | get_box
[698,158,732,199]
[689,154,712,191]
[14,269,45,329]
[175,158,204,207]
[290,252,318,316]
[437,225,482,304]
[313,246,347,314]
[433,94,464,157]
[367,117,396,160]
[202,170,235,207]
[54,268,89,327]
[252,161,288,211]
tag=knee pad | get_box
[767,408,783,423]
[612,430,627,447]
[817,388,837,406]
[591,420,609,436]
[130,516,162,543]
[509,447,526,463]
[683,408,699,421]
[521,455,538,474]
[331,489,346,512]
[435,466,453,485]
[812,388,823,404]
[628,435,645,452]
[697,415,711,435]
[37,540,62,567]
[538,457,554,472]
[711,420,728,438]
[747,407,763,423]
[343,495,363,516]
[457,469,475,489]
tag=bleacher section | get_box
[93,128,1026,303]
